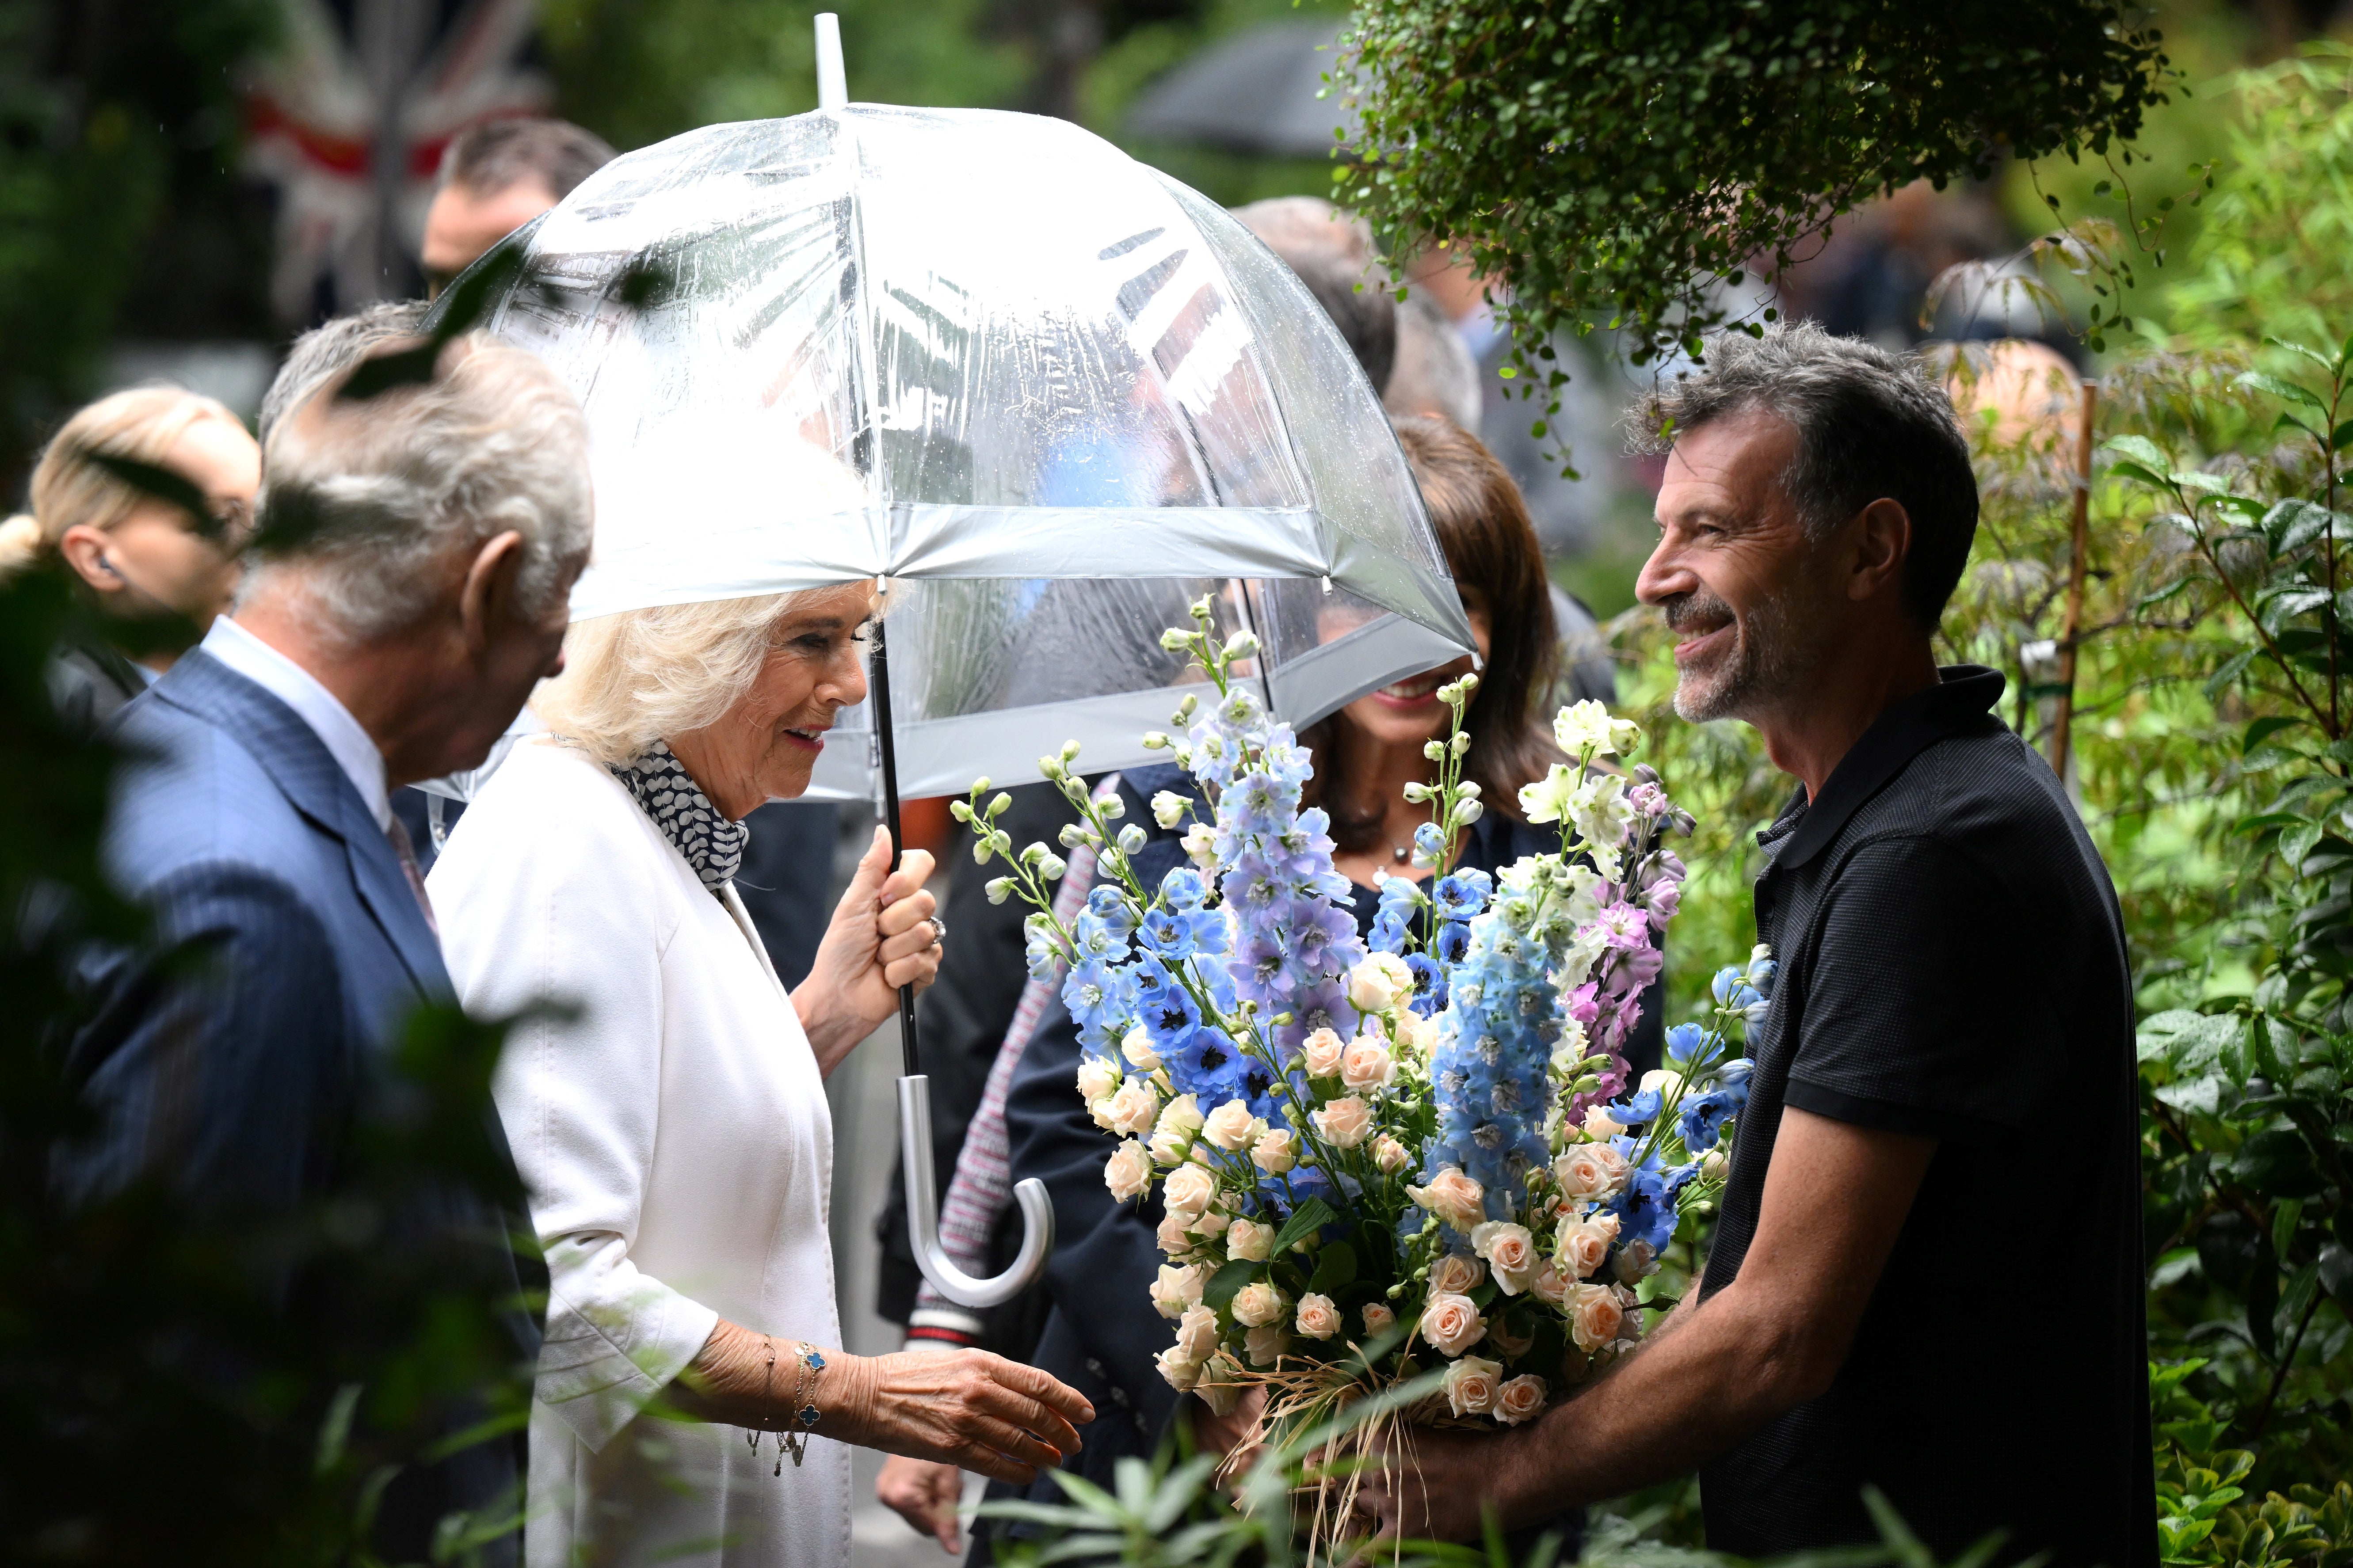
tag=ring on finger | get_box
[926,914,946,947]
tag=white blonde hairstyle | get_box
[248,331,591,644]
[0,384,246,573]
[531,593,807,767]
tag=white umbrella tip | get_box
[814,14,847,110]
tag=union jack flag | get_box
[241,0,551,324]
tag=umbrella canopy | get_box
[475,104,1472,799]
[1127,21,1361,159]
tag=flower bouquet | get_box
[956,598,1769,1515]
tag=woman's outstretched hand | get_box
[824,1347,1092,1485]
[792,824,939,1072]
[680,1326,1092,1488]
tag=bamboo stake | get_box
[2049,378,2098,782]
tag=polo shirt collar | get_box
[1766,664,2007,870]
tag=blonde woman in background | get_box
[0,386,259,727]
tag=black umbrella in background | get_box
[1126,21,1361,158]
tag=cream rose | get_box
[1186,1206,1233,1240]
[1442,1355,1502,1417]
[1120,1027,1162,1072]
[1201,1099,1260,1151]
[1567,1283,1624,1352]
[1299,1027,1346,1077]
[1156,1211,1197,1257]
[1103,1078,1160,1137]
[1613,1238,1657,1285]
[1341,1036,1396,1092]
[1295,1292,1341,1340]
[1231,1281,1287,1328]
[1104,1139,1152,1201]
[1155,1346,1201,1391]
[1612,1284,1645,1345]
[1374,1135,1411,1172]
[1494,1374,1548,1427]
[1077,1056,1120,1105]
[1361,1302,1397,1336]
[1226,1218,1274,1262]
[1251,1128,1297,1175]
[1639,1068,1685,1103]
[1556,1209,1621,1280]
[1175,1302,1220,1362]
[1428,1252,1486,1297]
[1581,1104,1625,1140]
[1150,1093,1203,1163]
[1244,1322,1289,1366]
[1407,1166,1486,1232]
[1418,1291,1486,1357]
[1471,1221,1539,1295]
[1151,1263,1205,1318]
[1313,1095,1373,1148]
[1553,1148,1612,1202]
[1346,953,1415,1013]
[1530,1260,1571,1307]
[1160,1162,1217,1216]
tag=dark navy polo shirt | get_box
[1697,666,2154,1568]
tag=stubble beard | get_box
[1667,583,1820,724]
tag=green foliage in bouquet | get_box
[1331,0,2173,461]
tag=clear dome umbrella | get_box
[452,16,1476,1306]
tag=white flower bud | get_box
[1455,799,1484,824]
[1098,793,1125,820]
[1060,739,1083,762]
[987,791,1012,816]
[1222,630,1260,660]
[1172,694,1199,724]
[1159,628,1191,651]
[1117,824,1148,855]
[1402,781,1434,803]
[984,877,1014,904]
[1152,790,1190,829]
[1142,731,1171,750]
[1423,739,1446,761]
[1039,854,1068,880]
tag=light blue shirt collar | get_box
[200,615,392,831]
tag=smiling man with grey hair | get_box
[1359,322,2150,1568]
[68,331,591,1565]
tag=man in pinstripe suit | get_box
[62,333,591,1564]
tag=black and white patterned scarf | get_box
[609,740,745,891]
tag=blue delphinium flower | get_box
[1663,1022,1710,1070]
[1085,884,1136,937]
[1411,821,1445,864]
[1169,1027,1246,1099]
[1421,903,1556,1204]
[1137,906,1195,960]
[1134,957,1201,1048]
[1160,866,1208,909]
[1609,1085,1663,1125]
[1403,951,1446,1016]
[1431,870,1492,921]
[1368,908,1410,955]
[1676,1085,1743,1153]
[1611,1168,1679,1253]
[1063,958,1133,1054]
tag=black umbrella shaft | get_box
[870,615,921,1078]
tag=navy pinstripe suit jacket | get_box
[65,649,536,1560]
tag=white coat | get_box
[429,739,848,1568]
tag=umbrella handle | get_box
[896,1074,1054,1308]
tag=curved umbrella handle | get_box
[896,1074,1054,1309]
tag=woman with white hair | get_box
[427,582,1093,1568]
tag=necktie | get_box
[385,812,440,940]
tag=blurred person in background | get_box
[882,417,1667,1558]
[420,117,616,294]
[0,388,258,729]
[61,333,595,1565]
